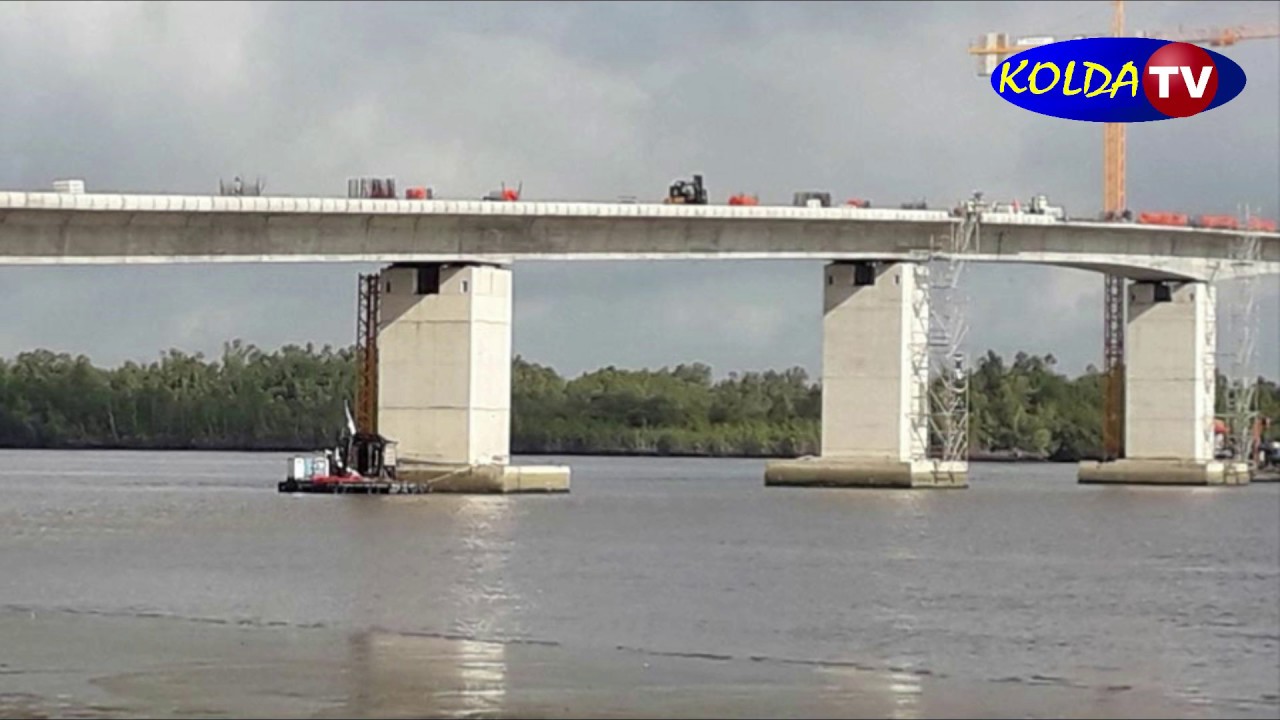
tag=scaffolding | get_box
[908,265,931,463]
[1102,273,1126,460]
[910,196,977,466]
[1203,281,1219,464]
[1218,208,1264,467]
[355,272,382,436]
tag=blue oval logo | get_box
[991,37,1247,122]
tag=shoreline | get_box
[0,606,1249,720]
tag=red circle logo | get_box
[1143,42,1218,117]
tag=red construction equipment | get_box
[1136,211,1275,231]
[1137,211,1189,227]
[845,198,871,208]
[1195,214,1240,230]
[483,182,521,201]
[405,187,432,200]
[1214,416,1276,464]
[728,193,759,206]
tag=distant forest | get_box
[0,341,1276,460]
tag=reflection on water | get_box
[453,639,508,716]
[447,496,513,717]
[343,630,508,719]
[450,496,518,641]
[334,495,516,717]
[887,669,923,720]
[0,451,1276,719]
[333,625,980,719]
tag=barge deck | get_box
[278,478,434,494]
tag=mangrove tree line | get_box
[0,341,1275,459]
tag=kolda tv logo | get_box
[992,37,1247,122]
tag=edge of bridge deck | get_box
[0,190,961,221]
[0,190,1274,241]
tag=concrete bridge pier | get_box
[376,263,570,493]
[765,261,968,489]
[1079,280,1248,486]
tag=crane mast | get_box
[967,0,1278,463]
[1102,0,1127,461]
[356,272,381,436]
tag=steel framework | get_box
[1100,1,1129,463]
[1102,273,1126,461]
[1202,282,1219,464]
[910,194,977,466]
[1219,210,1264,467]
[908,266,931,464]
[356,272,382,436]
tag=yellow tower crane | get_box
[968,1,1279,461]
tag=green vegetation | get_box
[0,342,1275,459]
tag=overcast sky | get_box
[1,0,1277,380]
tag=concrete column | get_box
[1126,281,1217,462]
[820,261,927,462]
[378,264,512,465]
[1079,280,1245,485]
[765,261,967,489]
[374,264,569,493]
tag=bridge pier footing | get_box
[766,261,968,490]
[765,458,968,488]
[1078,458,1248,485]
[1077,280,1246,487]
[377,263,569,494]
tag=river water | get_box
[0,450,1276,718]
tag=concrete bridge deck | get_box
[2,191,1277,281]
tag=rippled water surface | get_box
[0,450,1277,718]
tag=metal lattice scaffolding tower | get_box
[910,195,977,467]
[1219,209,1264,467]
[355,272,382,436]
